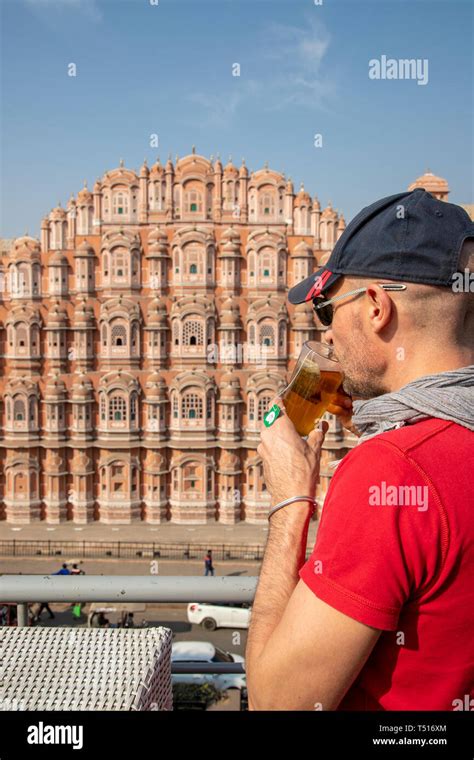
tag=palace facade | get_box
[0,158,450,524]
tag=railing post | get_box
[17,603,29,627]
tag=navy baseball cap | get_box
[288,188,474,304]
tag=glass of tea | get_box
[279,341,349,436]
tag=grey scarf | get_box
[351,365,474,442]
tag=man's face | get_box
[320,278,389,399]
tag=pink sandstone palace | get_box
[0,154,453,525]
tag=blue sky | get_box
[1,0,472,237]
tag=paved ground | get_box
[0,518,319,546]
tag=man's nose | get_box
[322,329,334,346]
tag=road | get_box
[0,556,260,657]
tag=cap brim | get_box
[287,267,341,305]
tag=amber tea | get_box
[280,342,348,436]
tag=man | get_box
[70,563,85,620]
[53,563,71,576]
[204,550,215,576]
[245,188,474,710]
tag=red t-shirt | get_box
[299,417,474,711]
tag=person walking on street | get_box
[70,563,85,620]
[33,563,71,623]
[32,602,55,623]
[204,550,215,576]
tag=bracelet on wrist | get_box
[268,495,316,521]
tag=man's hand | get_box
[326,391,360,436]
[257,396,328,506]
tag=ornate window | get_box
[182,393,203,419]
[109,394,127,422]
[112,192,129,216]
[111,324,127,347]
[248,324,255,345]
[260,323,275,347]
[279,322,286,349]
[259,249,275,280]
[183,244,204,277]
[258,394,272,421]
[248,395,255,421]
[184,190,203,213]
[14,398,25,421]
[111,250,129,279]
[183,463,201,492]
[130,393,137,423]
[183,320,203,346]
[259,192,275,218]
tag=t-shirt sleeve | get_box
[299,438,446,630]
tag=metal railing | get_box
[0,575,257,674]
[0,539,269,562]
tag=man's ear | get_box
[365,283,393,333]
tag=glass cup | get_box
[279,341,350,436]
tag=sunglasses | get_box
[312,283,407,326]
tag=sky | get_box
[0,0,473,237]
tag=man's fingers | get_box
[306,420,329,451]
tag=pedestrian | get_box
[53,563,71,575]
[204,550,215,576]
[70,563,85,620]
[90,612,110,628]
[32,602,55,623]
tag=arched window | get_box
[18,265,29,295]
[185,190,203,213]
[258,394,272,421]
[182,393,203,419]
[109,394,127,421]
[183,320,203,346]
[172,394,179,418]
[132,253,139,278]
[260,323,275,346]
[248,253,255,279]
[248,324,255,345]
[131,323,139,351]
[17,324,27,349]
[111,324,127,347]
[259,192,275,217]
[183,462,201,492]
[184,244,203,276]
[248,395,255,421]
[112,192,129,216]
[29,397,36,423]
[278,322,286,348]
[14,398,25,421]
[259,249,274,279]
[111,250,129,279]
[102,324,108,346]
[172,321,180,346]
[130,393,137,423]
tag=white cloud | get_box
[24,0,102,22]
[187,15,334,125]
